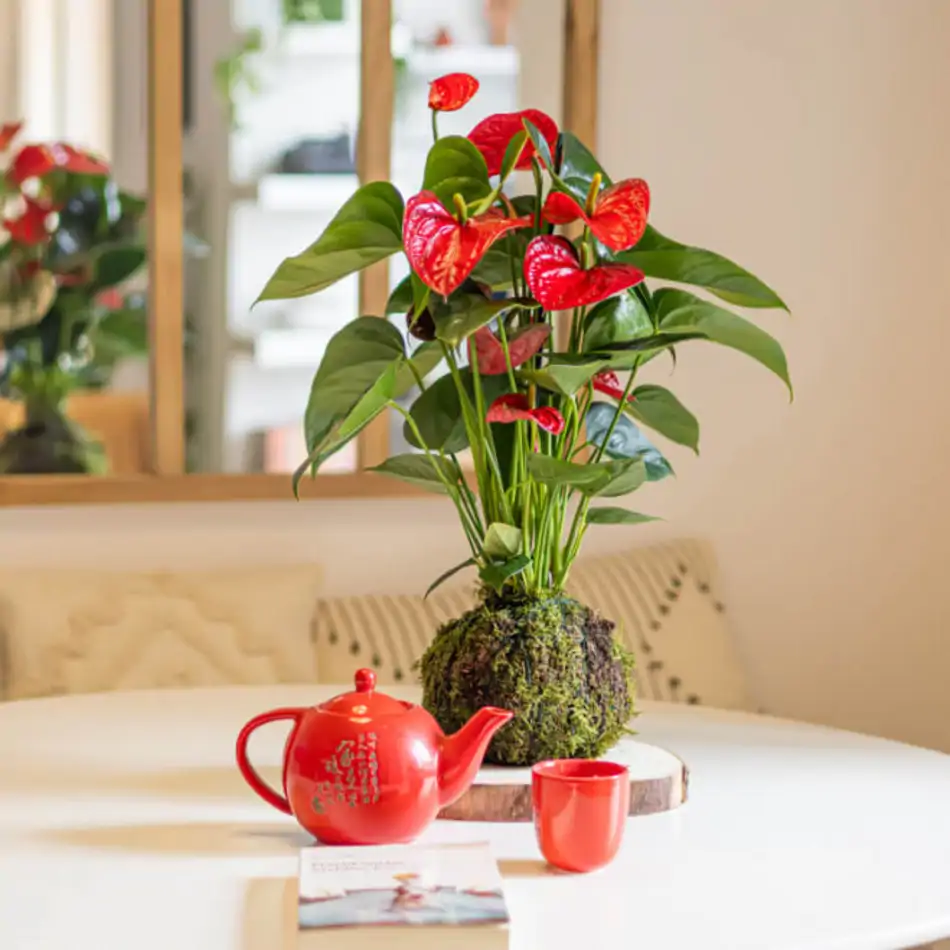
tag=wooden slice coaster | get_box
[438,739,688,822]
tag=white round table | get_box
[1,686,949,950]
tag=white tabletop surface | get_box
[1,685,949,950]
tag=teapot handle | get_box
[235,707,304,816]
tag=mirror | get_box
[182,0,566,476]
[0,0,153,477]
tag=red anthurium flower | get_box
[3,198,52,244]
[471,323,550,375]
[403,190,532,297]
[523,235,644,310]
[593,371,634,402]
[486,393,565,435]
[0,122,23,152]
[542,178,650,252]
[428,73,479,112]
[7,142,109,185]
[467,109,559,176]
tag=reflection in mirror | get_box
[0,0,152,476]
[184,0,560,475]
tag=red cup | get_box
[531,759,630,873]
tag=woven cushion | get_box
[0,565,321,699]
[312,594,448,686]
[312,539,750,712]
[565,540,752,710]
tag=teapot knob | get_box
[354,668,376,693]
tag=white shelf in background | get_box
[280,22,412,59]
[253,327,336,369]
[406,44,519,78]
[255,174,359,212]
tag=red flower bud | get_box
[428,73,479,112]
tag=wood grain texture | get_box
[555,0,599,379]
[0,472,431,506]
[356,0,395,470]
[0,0,604,506]
[439,740,689,823]
[148,0,185,474]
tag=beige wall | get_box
[2,0,950,752]
[597,0,950,751]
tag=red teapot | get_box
[235,669,513,845]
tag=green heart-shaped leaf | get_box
[423,136,492,206]
[256,182,404,302]
[523,120,555,175]
[653,288,792,394]
[583,292,653,352]
[434,294,529,347]
[293,358,400,497]
[404,372,469,454]
[479,554,532,592]
[586,403,673,484]
[628,384,699,453]
[526,452,644,495]
[519,360,608,397]
[484,522,523,559]
[586,507,659,525]
[617,225,787,310]
[557,131,609,204]
[368,453,459,494]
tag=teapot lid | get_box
[319,669,408,718]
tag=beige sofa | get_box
[0,538,753,712]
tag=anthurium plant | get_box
[0,122,147,474]
[258,73,790,764]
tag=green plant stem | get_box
[505,233,521,298]
[556,366,640,587]
[388,399,482,557]
[442,345,493,523]
[469,342,512,525]
[430,110,439,143]
[591,364,638,464]
[531,160,544,233]
[405,355,428,392]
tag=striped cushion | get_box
[313,540,752,711]
[311,595,440,685]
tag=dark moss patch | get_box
[419,591,635,766]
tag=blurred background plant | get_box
[0,122,147,472]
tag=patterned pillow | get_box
[0,565,322,699]
[311,594,443,685]
[313,539,751,712]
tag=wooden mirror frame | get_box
[0,0,599,506]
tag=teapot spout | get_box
[438,707,514,807]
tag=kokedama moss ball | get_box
[419,592,635,766]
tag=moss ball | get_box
[419,591,635,766]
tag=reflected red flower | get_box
[428,73,479,112]
[3,198,52,244]
[523,235,644,310]
[486,393,565,435]
[403,190,532,297]
[592,371,634,402]
[471,323,550,375]
[0,122,23,152]
[542,178,650,251]
[7,142,109,185]
[467,109,558,176]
